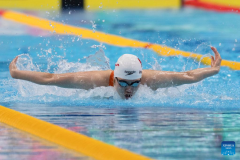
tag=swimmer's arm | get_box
[9,56,111,89]
[142,67,219,90]
[47,70,111,89]
[142,47,222,90]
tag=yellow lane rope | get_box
[0,105,152,160]
[1,10,240,70]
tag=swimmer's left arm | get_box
[142,47,222,90]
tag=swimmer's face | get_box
[114,77,141,100]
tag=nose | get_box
[125,86,133,93]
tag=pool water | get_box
[1,8,240,159]
[0,123,90,160]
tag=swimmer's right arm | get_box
[9,56,111,89]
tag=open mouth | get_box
[125,94,132,99]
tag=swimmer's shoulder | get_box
[81,70,113,87]
[142,69,164,78]
[86,70,112,77]
[141,70,167,84]
[98,70,113,82]
[104,70,113,78]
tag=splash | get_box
[3,48,238,108]
[86,48,110,70]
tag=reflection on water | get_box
[6,103,240,160]
[0,122,92,160]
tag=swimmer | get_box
[9,47,221,100]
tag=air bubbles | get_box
[47,48,52,54]
[219,43,221,46]
[91,43,106,49]
[235,39,237,42]
[90,21,97,33]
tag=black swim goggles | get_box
[115,77,141,87]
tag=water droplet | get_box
[48,48,52,53]
[87,5,90,8]
[235,39,237,42]
[219,43,221,46]
[102,20,105,22]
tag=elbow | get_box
[185,72,198,83]
[42,73,54,85]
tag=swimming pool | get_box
[1,8,240,159]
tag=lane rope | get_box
[0,10,239,70]
[0,105,152,160]
[184,0,240,13]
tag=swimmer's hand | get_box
[9,56,19,78]
[210,47,222,71]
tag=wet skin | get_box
[114,77,141,100]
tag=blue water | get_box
[1,8,240,159]
[0,123,88,160]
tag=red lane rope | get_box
[144,43,153,48]
[0,10,6,16]
[184,1,240,13]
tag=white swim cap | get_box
[114,54,142,80]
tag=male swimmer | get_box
[9,47,221,100]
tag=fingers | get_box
[13,56,19,63]
[210,46,222,67]
[211,46,220,58]
[211,56,214,67]
[9,56,19,70]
